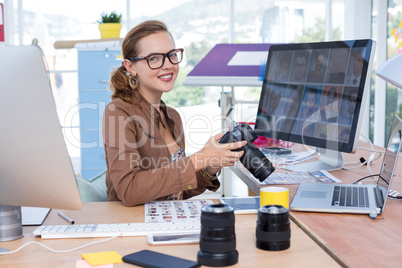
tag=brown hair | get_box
[109,20,170,103]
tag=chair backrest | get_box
[76,170,108,202]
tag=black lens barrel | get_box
[256,205,291,251]
[198,204,238,267]
[240,142,275,182]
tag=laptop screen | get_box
[377,115,402,208]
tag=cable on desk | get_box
[388,189,402,199]
[353,174,381,184]
[343,134,383,175]
[354,175,402,199]
[354,173,392,186]
[355,147,384,154]
[0,234,119,255]
[342,152,381,174]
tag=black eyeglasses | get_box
[127,48,184,69]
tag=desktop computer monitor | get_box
[0,46,82,227]
[254,39,376,171]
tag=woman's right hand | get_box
[189,133,247,172]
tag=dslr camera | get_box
[219,123,275,182]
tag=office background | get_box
[1,0,401,190]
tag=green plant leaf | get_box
[98,11,122,24]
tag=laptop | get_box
[290,114,402,218]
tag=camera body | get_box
[219,123,275,182]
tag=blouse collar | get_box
[137,93,175,130]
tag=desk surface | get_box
[231,142,402,267]
[0,202,339,268]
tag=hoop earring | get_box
[128,73,138,89]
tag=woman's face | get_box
[128,31,179,99]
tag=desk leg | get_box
[220,89,234,197]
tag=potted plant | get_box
[97,11,123,39]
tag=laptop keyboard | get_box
[331,186,369,208]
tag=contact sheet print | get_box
[145,200,213,223]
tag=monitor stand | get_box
[0,205,24,242]
[283,147,344,171]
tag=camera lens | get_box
[256,205,291,251]
[197,204,238,267]
[219,123,275,182]
[241,142,275,182]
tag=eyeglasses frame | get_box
[127,48,184,70]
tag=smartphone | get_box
[220,196,260,214]
[147,233,200,245]
[122,249,200,268]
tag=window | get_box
[5,1,368,183]
[385,0,402,140]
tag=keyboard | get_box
[331,186,369,208]
[33,221,201,239]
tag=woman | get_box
[102,20,245,206]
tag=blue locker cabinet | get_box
[77,44,122,179]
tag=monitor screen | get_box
[0,45,82,210]
[255,40,375,157]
